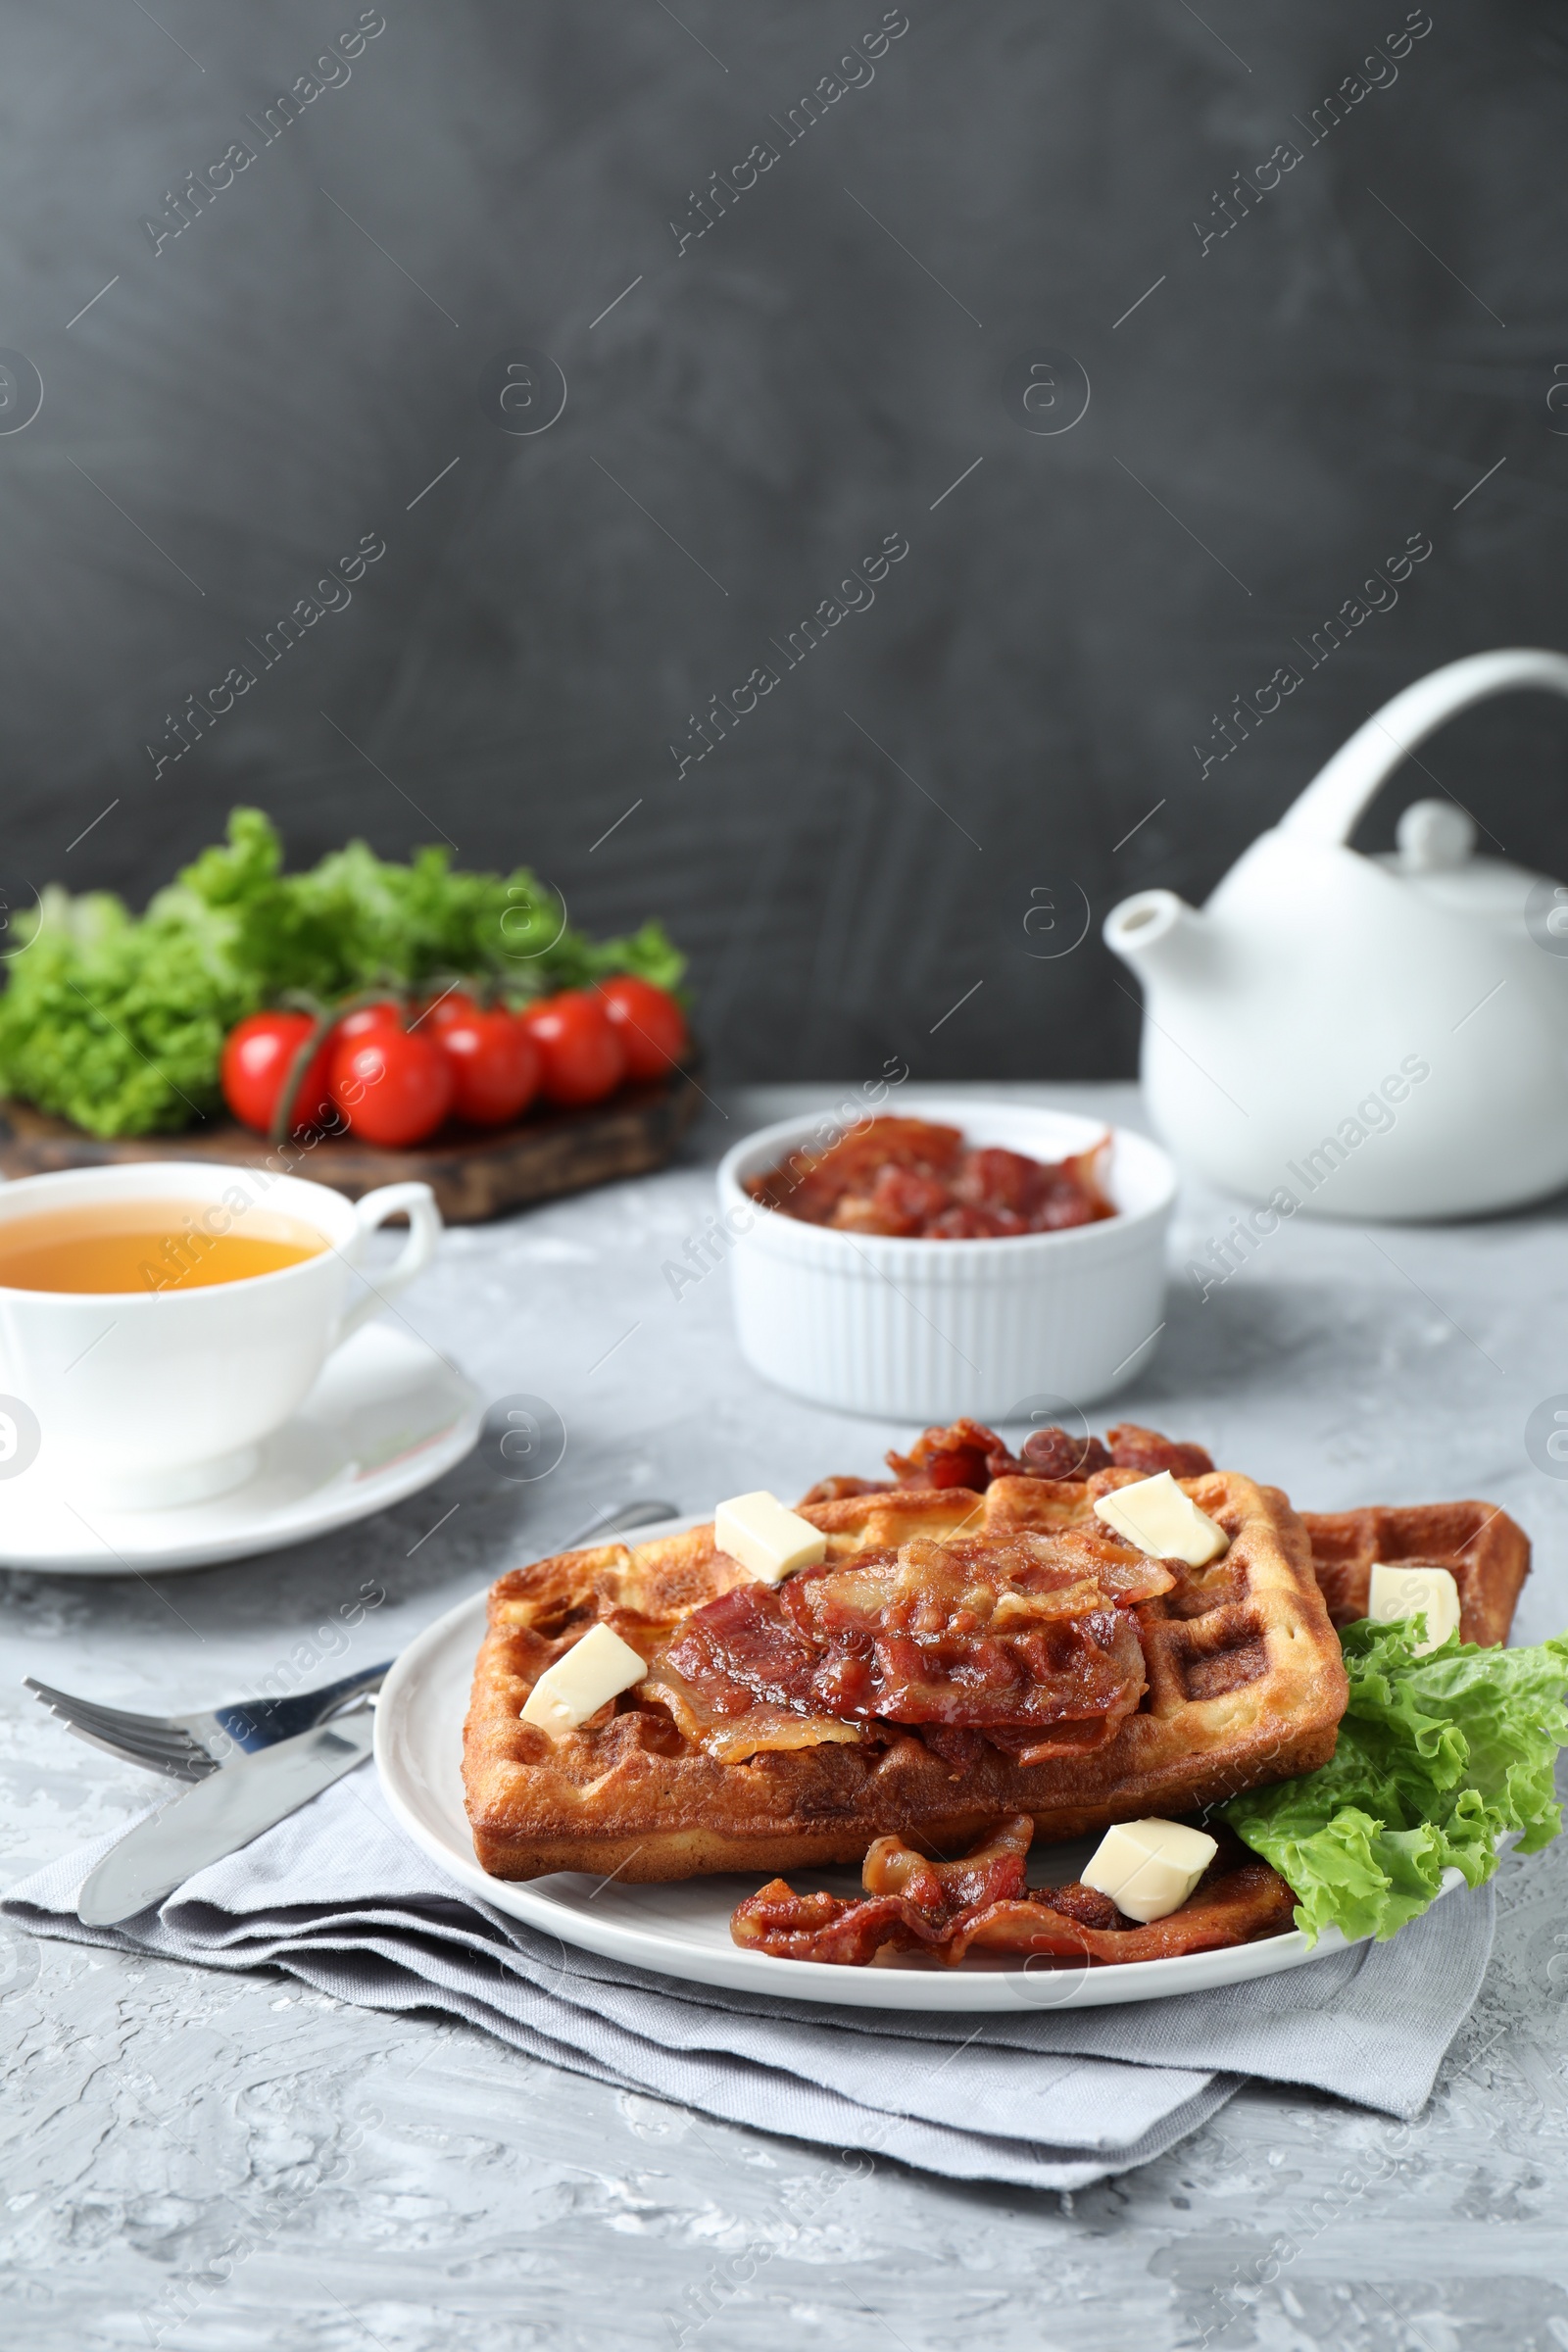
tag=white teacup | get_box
[0,1162,442,1509]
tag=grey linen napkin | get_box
[4,1766,1493,2193]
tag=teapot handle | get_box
[1277,648,1568,848]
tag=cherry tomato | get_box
[221,1012,335,1138]
[437,1008,540,1126]
[596,976,688,1081]
[519,992,627,1106]
[416,988,480,1032]
[333,999,406,1045]
[328,1026,454,1147]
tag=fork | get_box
[24,1659,393,1782]
[23,1496,681,1781]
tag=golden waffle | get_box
[1300,1500,1530,1648]
[463,1467,1347,1884]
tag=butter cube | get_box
[1082,1818,1218,1924]
[1368,1561,1460,1655]
[520,1621,646,1739]
[714,1490,827,1585]
[1093,1470,1228,1567]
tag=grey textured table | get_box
[4,1083,1568,2351]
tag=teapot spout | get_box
[1103,889,1210,988]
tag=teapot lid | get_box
[1393,799,1474,872]
[1373,799,1550,920]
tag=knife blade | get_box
[75,1711,376,1927]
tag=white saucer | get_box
[375,1530,1465,2012]
[0,1322,481,1575]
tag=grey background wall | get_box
[2,0,1565,1079]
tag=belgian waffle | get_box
[463,1466,1347,1884]
[1300,1500,1530,1649]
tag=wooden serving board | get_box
[0,1065,706,1225]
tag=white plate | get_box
[0,1322,481,1574]
[376,1516,1462,2011]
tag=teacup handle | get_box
[331,1182,442,1350]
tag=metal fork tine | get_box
[53,1721,213,1782]
[24,1681,211,1765]
[24,1677,111,1718]
[24,1678,161,1728]
[24,1680,191,1741]
[73,1709,196,1748]
[51,1713,206,1763]
[37,1697,195,1745]
[72,1722,208,1765]
[26,1690,202,1750]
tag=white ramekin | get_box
[715,1098,1177,1422]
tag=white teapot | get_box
[1104,649,1568,1219]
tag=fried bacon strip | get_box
[1102,1424,1217,1481]
[801,1419,1214,1503]
[730,1814,1297,1967]
[746,1117,964,1228]
[742,1117,1116,1240]
[664,1531,1169,1746]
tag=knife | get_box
[75,1710,376,1928]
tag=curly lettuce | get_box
[0,808,685,1137]
[1225,1618,1568,1945]
[0,899,256,1136]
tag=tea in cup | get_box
[0,1162,441,1508]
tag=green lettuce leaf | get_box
[1224,1618,1568,1945]
[0,904,260,1137]
[0,808,689,1136]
